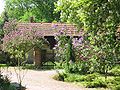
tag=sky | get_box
[0,0,5,15]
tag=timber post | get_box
[33,48,42,66]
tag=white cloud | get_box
[0,0,5,15]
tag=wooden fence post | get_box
[33,48,42,66]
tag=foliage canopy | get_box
[5,0,60,22]
[56,0,120,74]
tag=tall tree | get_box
[5,0,60,22]
[56,0,120,73]
[0,11,9,43]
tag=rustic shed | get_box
[16,22,83,66]
[2,21,120,66]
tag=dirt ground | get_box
[2,67,95,90]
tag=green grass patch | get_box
[22,64,35,69]
[22,63,55,70]
[0,64,7,67]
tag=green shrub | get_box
[53,71,120,89]
[68,61,91,74]
[81,73,107,88]
[68,63,81,74]
[84,73,100,82]
[53,74,64,81]
[106,78,115,86]
[0,84,16,90]
[114,77,120,85]
[113,85,120,90]
[108,66,120,76]
[106,76,120,90]
[0,74,16,90]
[54,62,64,69]
[9,85,17,90]
[86,78,107,88]
[53,71,67,81]
[64,74,85,82]
[114,77,120,81]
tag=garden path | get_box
[5,68,94,90]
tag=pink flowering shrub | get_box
[2,21,44,60]
[53,25,93,73]
[54,29,92,62]
[72,37,93,61]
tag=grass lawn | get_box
[0,64,7,67]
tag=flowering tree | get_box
[2,20,46,89]
[2,20,45,63]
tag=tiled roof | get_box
[17,23,83,36]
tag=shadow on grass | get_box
[22,64,56,71]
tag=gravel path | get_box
[3,68,92,90]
